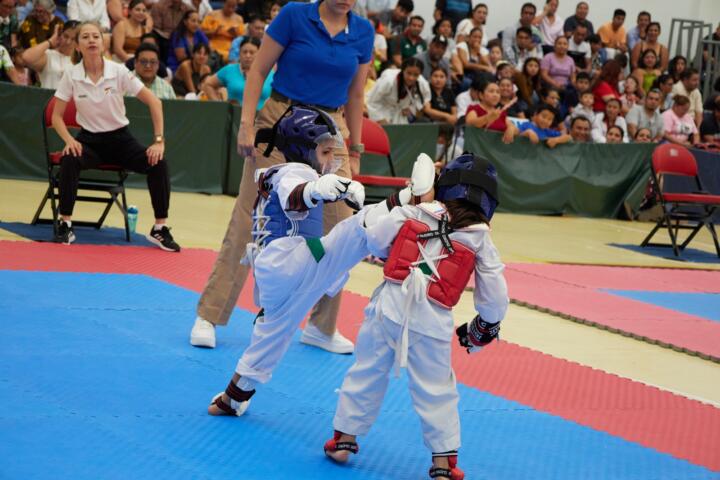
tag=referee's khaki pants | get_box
[196,96,352,335]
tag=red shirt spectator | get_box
[592,80,620,112]
[467,103,508,131]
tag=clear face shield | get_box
[309,130,344,175]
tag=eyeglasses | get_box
[138,59,158,66]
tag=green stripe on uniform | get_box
[305,237,325,262]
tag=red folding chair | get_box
[640,143,720,258]
[352,117,408,202]
[31,97,131,241]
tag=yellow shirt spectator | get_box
[200,0,244,62]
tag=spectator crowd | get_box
[1,0,719,150]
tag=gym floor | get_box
[1,178,719,479]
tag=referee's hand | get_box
[146,143,164,166]
[237,123,255,160]
[62,139,83,157]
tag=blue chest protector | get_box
[258,190,324,247]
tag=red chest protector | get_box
[383,213,476,309]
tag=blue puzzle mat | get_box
[605,290,720,323]
[1,271,718,480]
[609,243,720,264]
[0,221,154,246]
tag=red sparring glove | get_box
[455,315,500,354]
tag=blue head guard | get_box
[435,153,499,220]
[254,104,343,174]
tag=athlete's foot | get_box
[207,374,254,416]
[324,431,358,463]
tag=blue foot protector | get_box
[1,271,717,479]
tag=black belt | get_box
[270,90,341,113]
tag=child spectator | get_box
[653,73,674,112]
[620,75,643,114]
[588,33,606,78]
[466,80,518,143]
[566,90,595,128]
[519,103,572,148]
[563,71,590,116]
[498,77,526,118]
[171,42,211,98]
[366,57,431,124]
[377,0,413,39]
[495,61,514,82]
[605,125,625,144]
[482,40,504,76]
[455,76,482,117]
[514,56,541,108]
[592,98,628,143]
[662,94,700,146]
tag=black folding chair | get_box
[31,96,131,241]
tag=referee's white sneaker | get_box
[300,324,354,354]
[190,316,216,348]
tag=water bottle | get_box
[127,205,138,234]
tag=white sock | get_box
[62,220,72,227]
[153,223,165,231]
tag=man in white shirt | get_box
[534,0,563,47]
[672,68,704,127]
[626,88,664,141]
[455,78,482,118]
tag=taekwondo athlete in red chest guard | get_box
[324,153,510,480]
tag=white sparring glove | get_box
[398,152,436,205]
[343,181,365,210]
[304,174,352,205]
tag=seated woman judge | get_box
[51,22,180,252]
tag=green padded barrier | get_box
[463,128,654,217]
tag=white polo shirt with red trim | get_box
[55,60,144,133]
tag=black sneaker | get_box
[146,225,181,252]
[55,221,76,245]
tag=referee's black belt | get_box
[270,90,341,113]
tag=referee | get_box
[190,0,374,350]
[52,21,180,252]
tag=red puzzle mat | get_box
[1,240,719,471]
[503,263,720,362]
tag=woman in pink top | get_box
[591,59,622,112]
[540,36,576,91]
[662,95,700,146]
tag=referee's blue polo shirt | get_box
[266,1,374,109]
